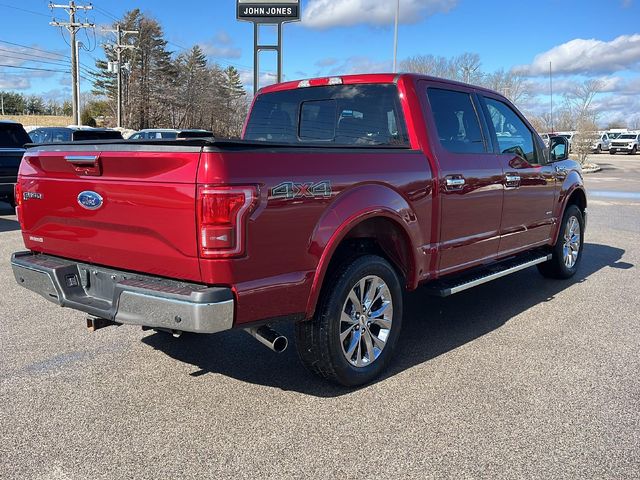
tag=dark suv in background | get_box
[0,120,30,208]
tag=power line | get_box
[0,52,72,68]
[0,47,67,63]
[0,45,98,76]
[0,39,67,60]
[0,63,70,73]
[0,38,97,75]
[93,5,119,22]
[0,2,52,18]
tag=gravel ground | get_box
[0,154,638,479]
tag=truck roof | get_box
[258,72,503,97]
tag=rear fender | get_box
[552,170,586,243]
[305,183,422,318]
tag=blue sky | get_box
[1,0,639,124]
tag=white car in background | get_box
[610,132,640,155]
[591,132,612,153]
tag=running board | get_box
[428,253,552,297]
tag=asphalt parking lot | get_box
[1,154,639,479]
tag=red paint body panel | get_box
[16,73,586,328]
[196,149,432,323]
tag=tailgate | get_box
[17,146,203,282]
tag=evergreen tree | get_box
[223,66,245,100]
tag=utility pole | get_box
[49,1,94,126]
[393,0,400,73]
[1,94,4,116]
[104,24,138,128]
[75,40,82,121]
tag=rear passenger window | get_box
[427,88,485,154]
[484,98,539,165]
[299,100,337,141]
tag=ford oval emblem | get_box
[77,191,103,210]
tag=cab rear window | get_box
[244,84,409,147]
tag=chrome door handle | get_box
[445,176,466,190]
[65,155,99,165]
[555,165,568,176]
[505,173,521,188]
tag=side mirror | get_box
[549,136,569,162]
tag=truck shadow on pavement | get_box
[142,243,630,397]
[0,204,19,232]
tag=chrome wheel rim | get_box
[340,275,393,368]
[563,216,581,269]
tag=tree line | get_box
[0,91,72,117]
[92,9,248,137]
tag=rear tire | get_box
[538,205,584,279]
[295,255,403,387]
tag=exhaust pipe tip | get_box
[271,335,288,353]
[245,325,288,353]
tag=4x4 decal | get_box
[270,181,332,200]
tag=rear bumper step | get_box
[11,252,234,334]
[427,252,552,297]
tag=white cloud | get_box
[514,34,640,76]
[315,57,338,68]
[327,56,393,76]
[302,0,458,29]
[200,30,242,59]
[0,75,30,90]
[239,71,281,90]
[526,76,626,96]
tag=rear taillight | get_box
[14,182,22,208]
[197,186,258,258]
[14,182,22,222]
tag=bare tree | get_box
[481,69,530,105]
[400,52,482,84]
[563,79,604,164]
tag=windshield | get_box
[0,123,30,148]
[618,134,637,139]
[244,84,409,147]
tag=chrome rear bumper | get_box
[11,252,234,334]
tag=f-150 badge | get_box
[270,181,332,200]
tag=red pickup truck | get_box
[11,74,586,386]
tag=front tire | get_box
[295,255,403,387]
[630,146,638,155]
[538,205,584,279]
[610,150,616,155]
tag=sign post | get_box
[237,0,301,95]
